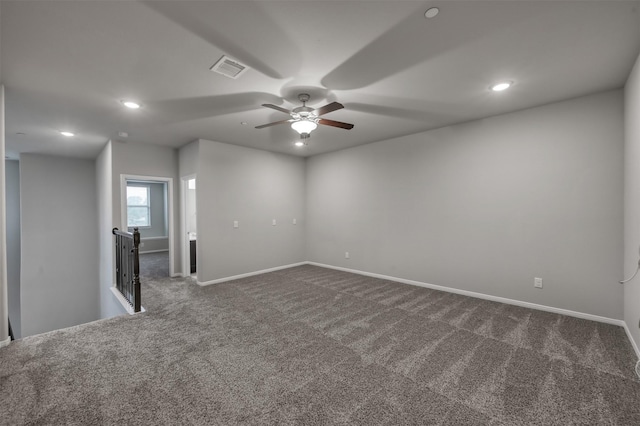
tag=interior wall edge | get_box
[623,47,640,361]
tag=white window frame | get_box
[126,184,151,228]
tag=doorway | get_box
[121,175,175,278]
[181,176,197,278]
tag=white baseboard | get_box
[197,262,308,286]
[623,322,640,360]
[0,336,11,348]
[139,249,169,254]
[307,262,625,327]
[110,287,146,315]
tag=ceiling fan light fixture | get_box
[291,120,317,134]
[294,141,305,147]
[60,131,75,137]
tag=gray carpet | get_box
[139,251,169,278]
[1,264,639,425]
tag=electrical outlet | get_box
[272,219,277,226]
[293,218,297,225]
[233,220,239,228]
[345,252,350,259]
[534,277,543,288]
[140,242,144,248]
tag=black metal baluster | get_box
[112,228,142,312]
[133,228,141,312]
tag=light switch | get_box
[293,218,297,225]
[272,219,277,226]
[233,220,239,228]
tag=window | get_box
[127,185,150,227]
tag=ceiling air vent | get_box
[210,55,249,79]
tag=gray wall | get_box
[111,141,179,274]
[307,90,624,319]
[195,140,306,283]
[96,141,125,319]
[624,51,640,353]
[20,154,100,336]
[139,237,169,253]
[179,140,199,179]
[5,160,21,337]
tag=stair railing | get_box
[112,227,141,313]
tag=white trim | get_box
[623,321,640,360]
[140,236,168,241]
[139,249,169,254]
[0,336,11,348]
[110,287,146,315]
[307,262,625,327]
[120,174,175,277]
[197,262,307,286]
[181,175,196,278]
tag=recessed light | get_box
[121,100,141,109]
[118,131,129,138]
[490,81,512,92]
[240,121,248,126]
[294,141,305,147]
[60,131,75,137]
[424,7,439,18]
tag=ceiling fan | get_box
[255,93,354,139]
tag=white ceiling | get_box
[2,0,640,159]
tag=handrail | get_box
[112,228,134,238]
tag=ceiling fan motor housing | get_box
[292,106,317,121]
[293,94,316,120]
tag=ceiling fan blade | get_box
[318,118,354,130]
[315,102,344,116]
[261,104,291,114]
[255,119,292,129]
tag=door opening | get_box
[121,175,175,279]
[182,176,197,278]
